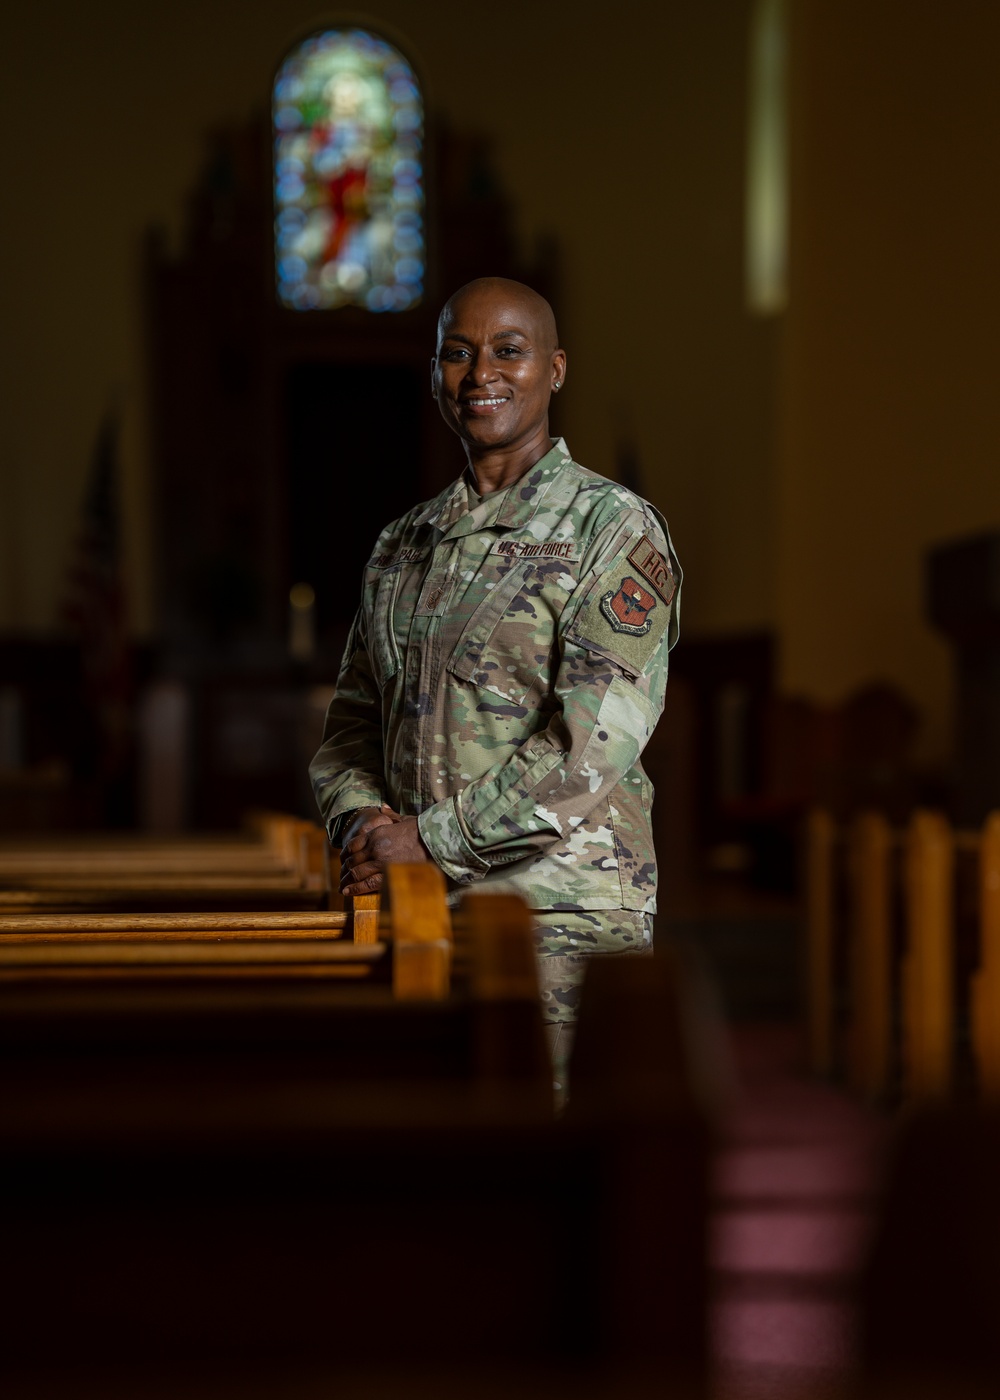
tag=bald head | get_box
[437,277,559,352]
[430,275,567,481]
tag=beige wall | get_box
[8,0,994,769]
[779,1,1000,762]
[1,0,772,640]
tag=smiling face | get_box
[431,278,566,476]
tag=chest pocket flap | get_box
[447,561,539,702]
[370,567,401,686]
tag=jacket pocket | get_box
[370,567,401,686]
[609,765,657,909]
[446,562,541,703]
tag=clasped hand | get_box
[339,804,430,897]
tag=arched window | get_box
[273,28,424,312]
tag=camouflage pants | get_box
[533,909,654,1026]
[535,911,654,1111]
[543,1022,575,1114]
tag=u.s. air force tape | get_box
[490,538,580,561]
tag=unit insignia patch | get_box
[599,576,657,635]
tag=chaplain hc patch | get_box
[625,535,676,607]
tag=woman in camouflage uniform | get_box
[310,277,681,1096]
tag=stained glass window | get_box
[273,29,424,312]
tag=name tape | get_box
[368,547,428,569]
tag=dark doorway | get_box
[285,361,424,649]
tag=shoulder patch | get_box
[626,535,676,605]
[600,577,657,635]
[569,536,674,677]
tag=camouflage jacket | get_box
[309,439,681,913]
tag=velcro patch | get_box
[368,547,428,569]
[491,538,579,562]
[626,536,675,605]
[568,534,674,677]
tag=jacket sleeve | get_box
[417,509,680,883]
[308,610,387,841]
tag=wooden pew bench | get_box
[0,812,333,912]
[0,868,554,1127]
[0,910,367,979]
[0,921,711,1400]
[860,1103,1000,1398]
[805,806,999,1104]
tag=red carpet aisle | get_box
[709,1025,888,1400]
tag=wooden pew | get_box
[971,811,1000,1099]
[0,902,414,998]
[0,866,477,997]
[0,912,712,1399]
[805,806,837,1076]
[0,812,333,912]
[0,865,550,1089]
[846,810,894,1101]
[0,908,373,978]
[859,1104,1000,1399]
[0,858,541,1105]
[900,810,956,1100]
[805,806,999,1105]
[0,839,715,1395]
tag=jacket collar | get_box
[420,439,574,540]
[414,475,467,534]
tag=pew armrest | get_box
[348,893,381,944]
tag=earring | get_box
[553,380,562,391]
